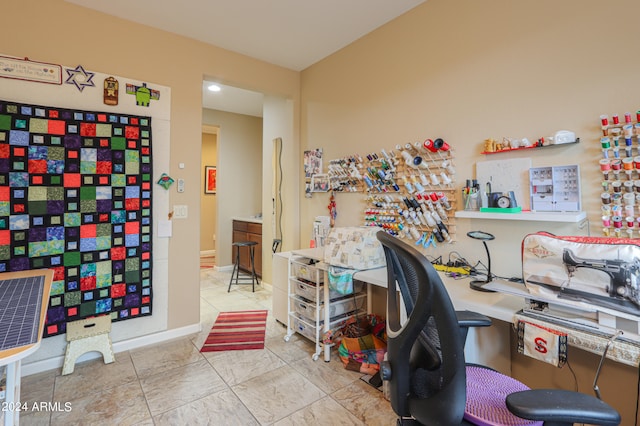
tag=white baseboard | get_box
[214,264,233,272]
[22,323,201,377]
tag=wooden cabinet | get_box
[232,220,262,277]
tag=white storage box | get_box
[289,312,359,342]
[293,279,365,303]
[293,293,367,322]
[291,260,324,284]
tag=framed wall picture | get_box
[205,166,217,194]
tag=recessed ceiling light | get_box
[208,84,221,92]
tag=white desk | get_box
[290,248,523,372]
[285,248,640,373]
[354,266,523,373]
[0,269,53,426]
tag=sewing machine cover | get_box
[521,232,640,317]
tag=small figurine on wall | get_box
[103,77,119,106]
[126,82,160,107]
[483,138,497,153]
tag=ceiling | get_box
[67,0,426,116]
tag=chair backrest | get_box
[377,231,467,424]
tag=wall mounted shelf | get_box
[481,139,580,155]
[454,210,587,223]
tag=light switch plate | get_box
[173,205,188,219]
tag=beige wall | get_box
[2,0,299,368]
[201,131,218,252]
[202,109,263,267]
[299,0,640,420]
[300,0,633,277]
[262,96,300,282]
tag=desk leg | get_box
[4,360,20,426]
[323,272,331,362]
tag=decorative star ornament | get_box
[65,65,95,92]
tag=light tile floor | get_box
[18,268,397,425]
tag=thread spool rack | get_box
[597,112,640,238]
[326,142,457,247]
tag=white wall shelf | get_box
[454,210,587,223]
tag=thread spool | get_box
[602,215,611,227]
[624,192,635,205]
[611,159,621,171]
[423,139,437,152]
[437,192,452,210]
[625,204,634,217]
[612,193,623,205]
[600,159,611,171]
[613,215,623,228]
[624,181,635,193]
[601,192,611,204]
[442,160,456,175]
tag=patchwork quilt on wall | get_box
[0,99,152,337]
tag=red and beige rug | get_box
[200,309,268,352]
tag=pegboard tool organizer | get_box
[326,140,457,246]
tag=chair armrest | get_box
[506,389,620,426]
[455,310,492,347]
[456,310,492,328]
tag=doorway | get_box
[201,81,264,272]
[200,125,219,269]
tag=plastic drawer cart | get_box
[284,253,366,361]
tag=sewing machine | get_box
[560,248,640,316]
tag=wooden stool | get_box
[228,241,260,292]
[62,315,115,375]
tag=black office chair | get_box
[376,231,621,426]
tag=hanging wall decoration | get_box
[125,82,160,107]
[156,173,174,190]
[204,166,217,194]
[0,98,153,337]
[103,76,119,106]
[0,56,62,85]
[64,65,96,92]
